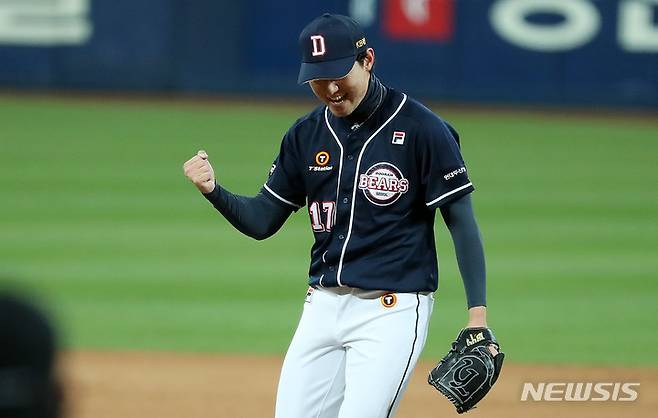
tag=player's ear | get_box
[364,48,375,72]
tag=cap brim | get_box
[297,55,355,85]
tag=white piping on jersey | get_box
[425,182,473,207]
[331,94,408,286]
[324,107,344,218]
[324,107,345,284]
[263,184,302,209]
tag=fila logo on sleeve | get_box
[311,35,326,56]
[392,131,406,145]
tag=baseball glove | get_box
[427,327,504,414]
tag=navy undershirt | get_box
[344,74,387,129]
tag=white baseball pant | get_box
[275,286,434,418]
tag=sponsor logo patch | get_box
[392,131,406,145]
[444,167,466,180]
[381,293,397,308]
[309,165,333,172]
[269,163,276,176]
[358,162,409,206]
[309,151,333,172]
[315,151,330,166]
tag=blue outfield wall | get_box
[0,0,657,107]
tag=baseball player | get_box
[183,13,501,418]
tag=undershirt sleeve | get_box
[203,183,293,241]
[439,194,486,308]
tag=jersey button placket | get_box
[332,130,361,287]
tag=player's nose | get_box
[327,81,339,95]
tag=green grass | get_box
[1,96,657,366]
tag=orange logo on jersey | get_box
[315,151,330,166]
[381,293,397,308]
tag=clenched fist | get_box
[183,150,216,194]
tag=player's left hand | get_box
[427,327,504,414]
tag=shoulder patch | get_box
[443,167,467,181]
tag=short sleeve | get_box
[262,130,306,211]
[420,119,474,210]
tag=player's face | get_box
[309,49,374,118]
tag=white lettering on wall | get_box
[619,0,658,52]
[0,0,92,46]
[490,0,601,51]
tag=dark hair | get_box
[356,51,368,66]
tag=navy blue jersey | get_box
[262,88,474,292]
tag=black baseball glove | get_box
[427,327,504,414]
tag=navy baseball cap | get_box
[297,13,368,84]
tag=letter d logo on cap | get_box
[311,35,326,56]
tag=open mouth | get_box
[328,95,345,104]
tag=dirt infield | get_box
[60,351,657,418]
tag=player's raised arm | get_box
[183,150,293,240]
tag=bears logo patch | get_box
[358,162,409,206]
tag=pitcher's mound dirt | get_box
[61,351,657,418]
